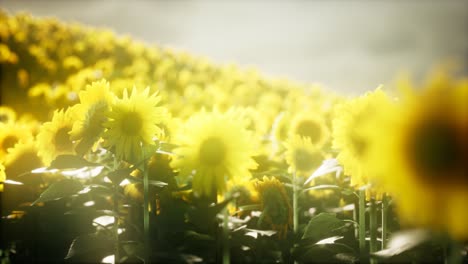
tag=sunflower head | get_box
[284,135,324,176]
[70,79,115,154]
[332,88,391,188]
[36,107,77,166]
[255,176,292,239]
[103,87,167,163]
[289,112,329,149]
[170,109,258,197]
[4,141,43,180]
[367,76,468,239]
[0,106,16,124]
[0,122,35,160]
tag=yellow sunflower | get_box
[170,109,258,197]
[36,107,77,166]
[255,176,292,239]
[289,111,329,149]
[332,88,391,189]
[103,87,166,163]
[367,77,468,239]
[0,122,34,161]
[70,79,115,154]
[0,106,16,124]
[284,135,324,177]
[4,141,44,179]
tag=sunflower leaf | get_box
[302,213,347,242]
[32,179,83,205]
[65,233,113,260]
[49,155,98,169]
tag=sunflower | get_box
[170,109,258,197]
[70,79,115,154]
[284,135,324,177]
[36,107,77,165]
[220,178,259,215]
[103,87,166,163]
[0,122,34,161]
[255,176,292,239]
[0,106,16,124]
[4,140,44,179]
[332,88,391,190]
[289,111,329,149]
[367,77,468,239]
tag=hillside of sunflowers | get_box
[1,9,467,264]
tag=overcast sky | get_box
[3,0,468,94]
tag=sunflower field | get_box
[1,10,467,264]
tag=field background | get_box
[2,0,467,94]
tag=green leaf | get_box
[303,184,340,193]
[32,179,83,205]
[65,233,113,259]
[49,155,98,169]
[106,167,134,185]
[302,213,347,242]
[373,229,431,258]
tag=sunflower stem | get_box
[222,207,230,264]
[113,157,120,264]
[292,170,298,234]
[353,201,359,239]
[358,189,366,260]
[142,157,150,263]
[447,239,462,264]
[369,198,378,264]
[381,194,388,250]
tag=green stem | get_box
[114,186,120,264]
[358,189,366,259]
[381,194,388,250]
[292,170,298,234]
[447,240,462,264]
[143,159,150,263]
[353,201,359,239]
[222,208,230,264]
[369,198,378,264]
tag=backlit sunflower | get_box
[4,140,43,179]
[255,176,292,239]
[70,79,115,154]
[0,122,34,161]
[367,76,468,239]
[284,135,324,177]
[0,106,16,124]
[332,88,391,190]
[36,107,77,165]
[103,87,166,163]
[289,111,329,149]
[170,109,258,197]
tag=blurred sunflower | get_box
[103,87,166,163]
[220,178,259,215]
[0,122,34,161]
[289,112,329,149]
[368,77,468,239]
[4,140,43,179]
[284,135,324,177]
[170,109,258,197]
[36,107,77,165]
[70,79,115,154]
[0,106,16,123]
[255,176,292,239]
[332,88,391,190]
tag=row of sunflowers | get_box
[1,9,467,264]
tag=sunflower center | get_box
[199,137,226,166]
[1,135,19,150]
[409,120,462,180]
[54,126,73,151]
[294,148,321,173]
[296,120,321,144]
[350,133,367,157]
[121,111,143,136]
